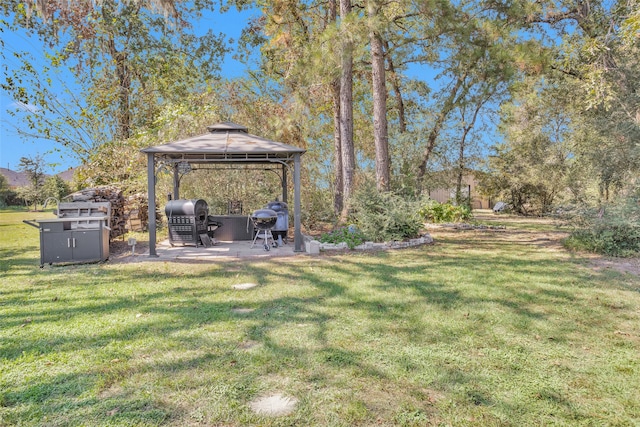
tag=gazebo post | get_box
[172,163,180,200]
[147,152,158,257]
[282,163,288,204]
[294,153,303,252]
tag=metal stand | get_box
[251,229,276,251]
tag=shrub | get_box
[349,185,425,242]
[563,197,640,257]
[319,226,366,249]
[418,200,472,223]
[565,225,640,257]
[302,187,336,231]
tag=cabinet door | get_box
[41,232,73,264]
[71,230,102,261]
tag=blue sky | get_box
[1,5,498,176]
[0,7,258,174]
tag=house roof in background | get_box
[0,168,30,187]
[56,168,76,182]
[0,167,75,188]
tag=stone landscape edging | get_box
[304,234,434,254]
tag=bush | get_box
[302,187,336,231]
[0,189,22,207]
[566,225,640,257]
[563,197,640,257]
[349,185,425,242]
[319,226,366,249]
[43,176,71,201]
[418,200,472,223]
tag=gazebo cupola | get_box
[206,122,249,133]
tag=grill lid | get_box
[165,199,208,220]
[266,200,288,212]
[251,208,278,219]
[251,209,278,230]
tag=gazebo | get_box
[141,122,306,255]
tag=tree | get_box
[42,175,71,202]
[454,97,488,206]
[411,0,529,190]
[233,0,348,216]
[17,155,47,211]
[483,81,573,215]
[2,0,228,160]
[498,0,640,204]
[325,0,344,215]
[0,174,12,207]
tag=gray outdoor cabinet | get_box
[35,218,110,267]
[208,215,254,241]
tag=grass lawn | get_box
[1,209,639,426]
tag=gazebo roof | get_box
[141,122,305,163]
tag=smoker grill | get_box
[250,208,278,251]
[266,199,289,242]
[165,199,209,246]
[23,201,111,267]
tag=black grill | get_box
[266,200,288,240]
[250,208,278,250]
[165,199,209,246]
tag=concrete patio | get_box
[117,238,307,263]
[109,233,435,264]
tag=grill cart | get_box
[23,201,111,267]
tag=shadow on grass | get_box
[1,238,636,425]
[1,366,179,425]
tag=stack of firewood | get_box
[65,186,160,239]
[124,193,148,232]
[67,186,127,239]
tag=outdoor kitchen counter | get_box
[208,215,253,241]
[29,216,110,231]
[32,216,109,223]
[23,216,110,267]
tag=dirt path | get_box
[426,211,640,277]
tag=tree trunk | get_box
[456,94,488,204]
[332,78,344,215]
[368,0,390,192]
[106,36,131,140]
[339,0,355,221]
[455,140,466,205]
[456,99,484,204]
[116,51,131,140]
[384,40,406,133]
[329,0,343,216]
[416,72,468,186]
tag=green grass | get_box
[1,209,639,426]
[471,210,564,232]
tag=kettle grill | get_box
[249,208,278,251]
